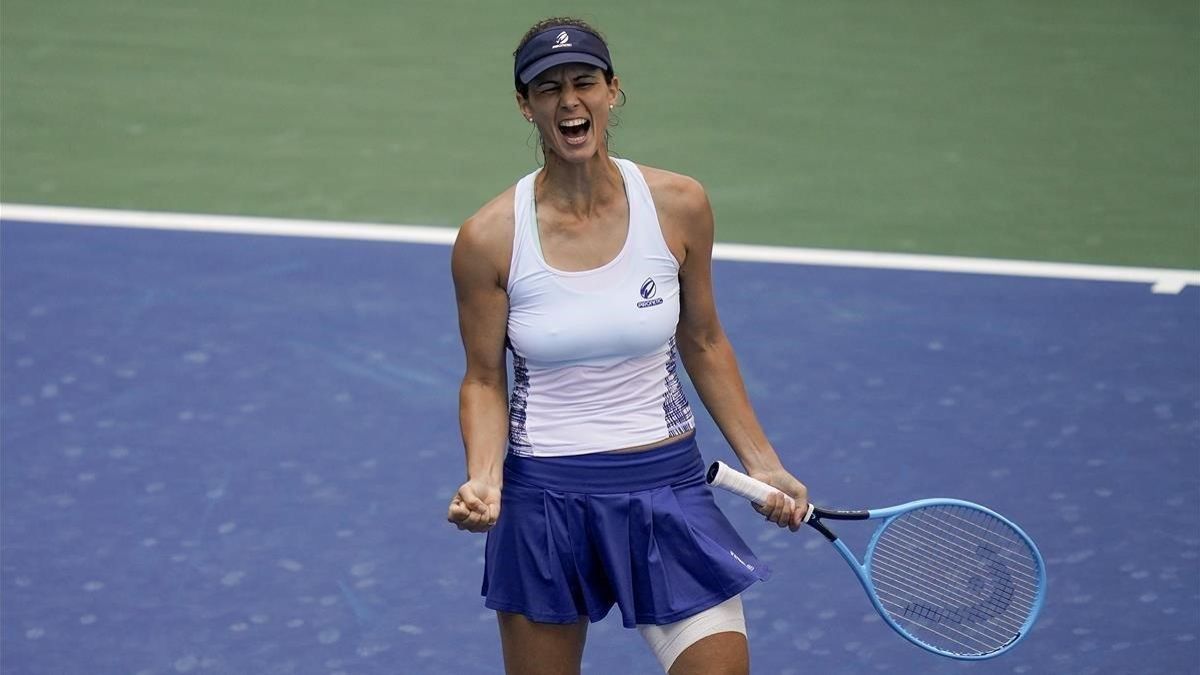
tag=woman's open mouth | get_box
[558,118,591,146]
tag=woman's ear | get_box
[515,92,533,122]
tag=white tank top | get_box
[506,157,696,457]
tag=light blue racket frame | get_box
[818,498,1047,660]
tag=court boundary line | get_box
[2,202,1197,293]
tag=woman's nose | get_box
[559,85,581,109]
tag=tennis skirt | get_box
[481,435,770,628]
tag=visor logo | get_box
[551,31,572,49]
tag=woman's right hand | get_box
[447,480,501,533]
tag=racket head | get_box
[859,499,1046,659]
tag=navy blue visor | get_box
[514,26,612,89]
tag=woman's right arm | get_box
[447,205,513,533]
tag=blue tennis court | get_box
[2,218,1197,674]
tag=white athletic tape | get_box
[637,595,746,672]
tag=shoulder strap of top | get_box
[612,157,674,265]
[508,168,541,292]
[612,157,651,213]
[512,169,539,247]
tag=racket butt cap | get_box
[705,461,722,485]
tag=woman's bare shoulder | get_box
[452,184,519,291]
[635,163,710,219]
[459,185,517,250]
[455,185,521,289]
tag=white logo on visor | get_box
[551,31,572,49]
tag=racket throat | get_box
[807,507,868,542]
[807,519,838,541]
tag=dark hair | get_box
[513,17,614,97]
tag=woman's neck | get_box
[536,150,623,219]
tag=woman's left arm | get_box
[658,172,809,531]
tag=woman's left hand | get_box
[748,467,809,532]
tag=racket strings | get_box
[873,565,1025,638]
[873,518,1040,606]
[872,515,1035,635]
[874,587,1016,652]
[872,568,1022,651]
[874,569,1027,637]
[918,509,1041,575]
[866,505,1040,656]
[883,507,1038,568]
[873,569,1024,642]
[871,509,1037,650]
[876,507,1040,597]
[871,549,1029,631]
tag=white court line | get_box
[0,203,457,246]
[3,202,1197,294]
[712,243,1200,294]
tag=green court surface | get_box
[2,0,1197,268]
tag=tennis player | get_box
[447,17,809,675]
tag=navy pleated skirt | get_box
[481,435,770,628]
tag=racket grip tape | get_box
[706,461,812,521]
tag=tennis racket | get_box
[706,461,1046,660]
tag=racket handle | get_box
[706,461,812,521]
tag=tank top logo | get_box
[637,277,663,308]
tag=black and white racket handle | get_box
[706,460,815,523]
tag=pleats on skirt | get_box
[482,435,770,628]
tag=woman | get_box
[447,17,809,675]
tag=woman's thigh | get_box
[668,632,749,675]
[497,611,589,675]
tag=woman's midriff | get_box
[604,429,696,454]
